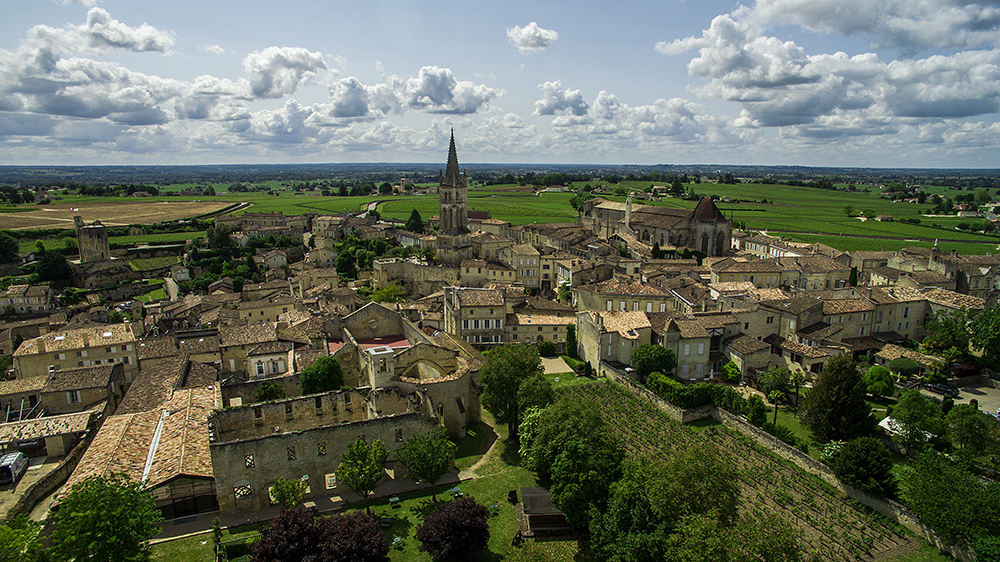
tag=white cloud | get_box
[386,66,502,114]
[507,22,559,54]
[25,8,174,56]
[242,47,327,99]
[58,0,101,6]
[202,44,227,56]
[750,0,1000,51]
[534,81,589,116]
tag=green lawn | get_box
[545,372,600,389]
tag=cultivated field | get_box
[564,382,921,561]
[0,201,231,230]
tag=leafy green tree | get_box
[829,437,896,497]
[971,307,1000,366]
[395,429,457,502]
[864,365,895,398]
[529,395,623,525]
[899,451,1000,547]
[565,323,578,358]
[922,309,973,355]
[760,366,791,395]
[648,444,741,529]
[206,223,234,249]
[747,394,768,427]
[270,477,308,509]
[38,249,73,286]
[887,357,921,378]
[788,371,805,412]
[890,389,941,453]
[253,381,286,402]
[518,371,555,413]
[416,497,489,562]
[0,515,45,562]
[338,437,388,513]
[945,403,1000,461]
[843,205,854,217]
[800,354,875,442]
[721,361,740,382]
[372,283,405,303]
[537,340,555,357]
[975,536,1000,562]
[300,356,344,395]
[651,241,662,259]
[768,390,784,425]
[630,344,676,381]
[480,343,545,441]
[0,233,18,264]
[51,473,163,562]
[404,209,425,233]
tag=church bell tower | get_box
[436,130,473,266]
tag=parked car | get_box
[924,383,960,397]
[0,452,28,486]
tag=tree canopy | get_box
[480,343,547,441]
[971,307,1000,366]
[863,365,895,398]
[252,507,389,562]
[631,344,676,381]
[944,403,1000,461]
[416,497,490,562]
[405,209,425,233]
[394,429,457,501]
[338,437,388,513]
[51,472,163,562]
[800,354,875,442]
[829,437,896,497]
[300,356,344,395]
[922,309,973,355]
[270,477,309,509]
[0,233,18,264]
[889,389,941,453]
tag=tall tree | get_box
[945,403,1000,461]
[800,354,875,442]
[394,429,457,502]
[863,365,895,398]
[0,515,45,562]
[0,233,18,264]
[404,209,425,233]
[971,307,1000,366]
[270,477,309,509]
[300,356,344,395]
[252,508,389,562]
[480,343,545,441]
[416,497,490,562]
[51,473,163,562]
[565,323,578,358]
[338,437,387,513]
[890,389,941,454]
[923,308,973,355]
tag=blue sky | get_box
[1,0,999,167]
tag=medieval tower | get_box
[436,130,473,266]
[74,214,110,263]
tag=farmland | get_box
[563,381,922,561]
[0,201,232,230]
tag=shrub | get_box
[829,437,896,497]
[417,498,489,562]
[537,340,556,357]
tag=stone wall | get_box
[7,423,95,518]
[221,373,304,407]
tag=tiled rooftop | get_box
[0,410,95,444]
[43,364,115,392]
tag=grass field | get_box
[3,179,997,255]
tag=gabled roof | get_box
[693,196,726,221]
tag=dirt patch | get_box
[0,201,231,230]
[540,357,571,375]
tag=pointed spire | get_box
[444,128,461,186]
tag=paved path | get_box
[540,356,571,374]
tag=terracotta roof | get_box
[0,411,95,444]
[589,310,651,339]
[923,288,985,310]
[14,323,137,357]
[822,299,873,315]
[797,322,843,341]
[724,334,770,355]
[0,376,46,396]
[669,318,709,339]
[60,385,218,499]
[876,344,942,368]
[220,323,277,347]
[595,279,670,297]
[116,356,187,415]
[248,341,293,356]
[710,281,757,293]
[455,288,504,307]
[778,338,829,359]
[43,364,115,392]
[508,314,573,327]
[238,295,296,310]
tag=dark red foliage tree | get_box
[252,508,389,562]
[416,497,490,562]
[319,511,390,562]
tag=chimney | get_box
[37,338,45,354]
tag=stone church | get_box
[436,131,473,266]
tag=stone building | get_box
[13,323,139,381]
[436,131,473,266]
[443,287,506,349]
[74,215,110,263]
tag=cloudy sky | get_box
[1,0,999,168]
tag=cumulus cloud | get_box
[242,47,326,99]
[657,10,1000,138]
[507,22,559,53]
[25,8,174,56]
[534,81,588,116]
[59,0,101,6]
[202,44,227,56]
[750,0,1000,51]
[385,66,502,114]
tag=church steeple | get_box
[444,128,461,186]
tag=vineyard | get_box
[563,382,920,561]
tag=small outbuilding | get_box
[517,487,572,537]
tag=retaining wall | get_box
[7,421,98,518]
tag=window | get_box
[325,473,337,490]
[318,442,327,456]
[682,364,690,377]
[767,316,774,324]
[395,428,404,442]
[646,302,652,313]
[684,344,690,356]
[234,481,252,499]
[287,446,296,461]
[633,302,639,311]
[66,390,81,404]
[245,454,255,468]
[254,406,262,419]
[660,303,666,312]
[606,300,612,311]
[698,343,705,355]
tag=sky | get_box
[1,0,999,168]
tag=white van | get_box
[0,452,28,486]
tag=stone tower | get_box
[436,130,473,266]
[74,214,110,263]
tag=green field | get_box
[4,179,997,255]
